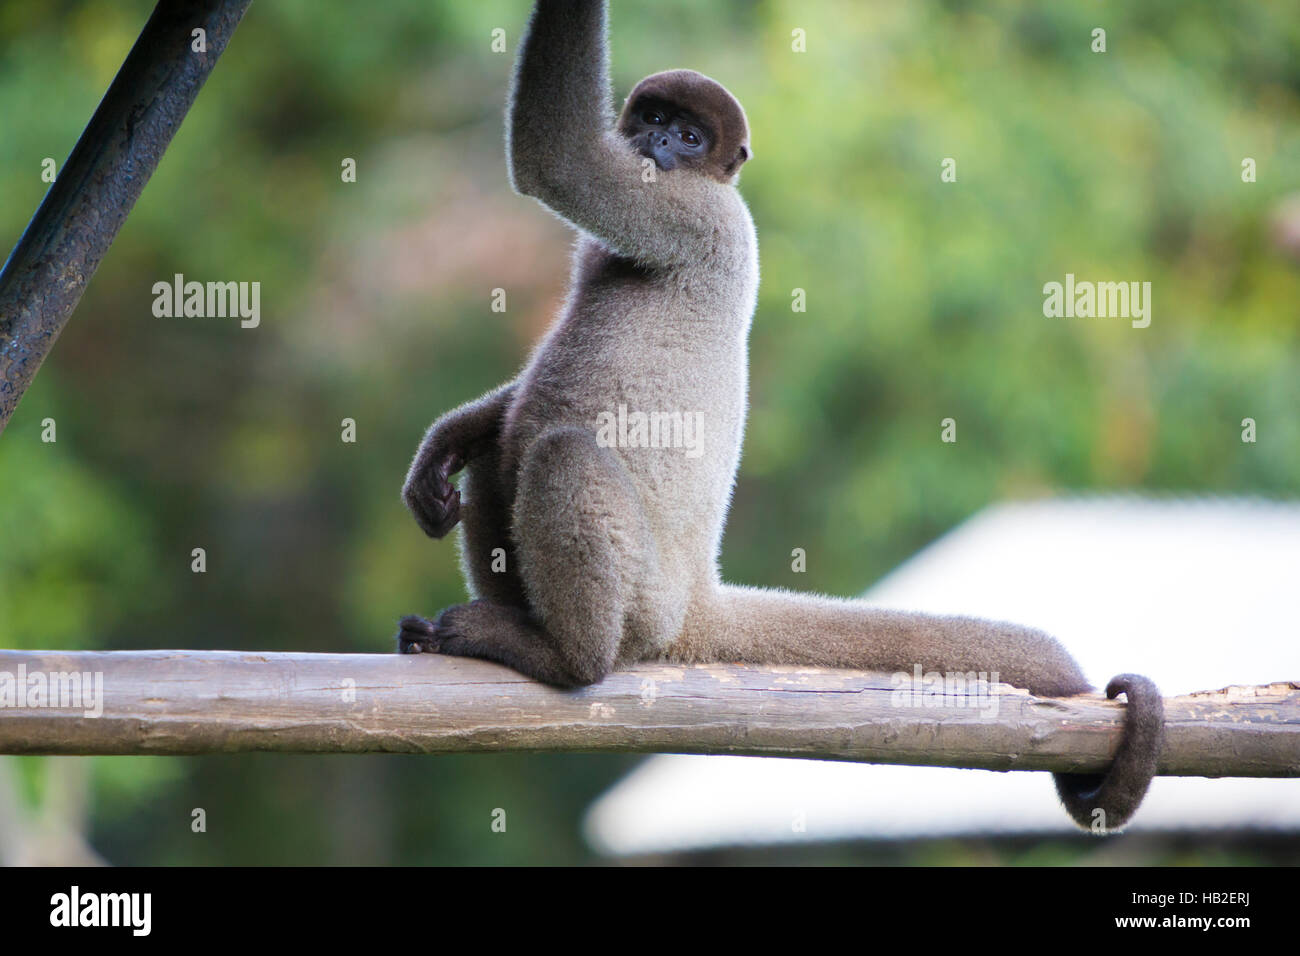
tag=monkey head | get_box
[618,70,751,182]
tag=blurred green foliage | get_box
[0,0,1296,863]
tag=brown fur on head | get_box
[617,69,751,182]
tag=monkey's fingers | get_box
[405,477,462,539]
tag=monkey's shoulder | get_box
[573,215,755,288]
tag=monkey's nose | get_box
[655,135,670,148]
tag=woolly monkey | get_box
[399,0,1164,831]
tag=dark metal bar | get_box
[0,0,252,434]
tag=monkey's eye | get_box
[680,129,701,147]
[643,110,665,125]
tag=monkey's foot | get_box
[396,614,442,653]
[396,603,495,654]
[396,601,593,686]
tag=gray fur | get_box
[400,0,1163,831]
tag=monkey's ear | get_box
[724,144,751,178]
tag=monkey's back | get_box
[503,203,758,581]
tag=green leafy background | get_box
[1,0,1296,864]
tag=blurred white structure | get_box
[584,497,1300,855]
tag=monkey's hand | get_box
[402,442,464,539]
[403,382,516,539]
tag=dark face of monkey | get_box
[623,100,712,173]
[618,69,751,182]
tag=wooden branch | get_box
[0,650,1295,776]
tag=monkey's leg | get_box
[512,426,673,685]
[407,426,662,686]
[456,444,528,607]
[398,601,592,688]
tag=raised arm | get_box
[505,0,722,267]
[507,0,612,193]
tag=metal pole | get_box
[0,0,251,434]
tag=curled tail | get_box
[1053,673,1165,832]
[672,584,1164,831]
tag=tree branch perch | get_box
[0,650,1295,776]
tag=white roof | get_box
[585,497,1300,854]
